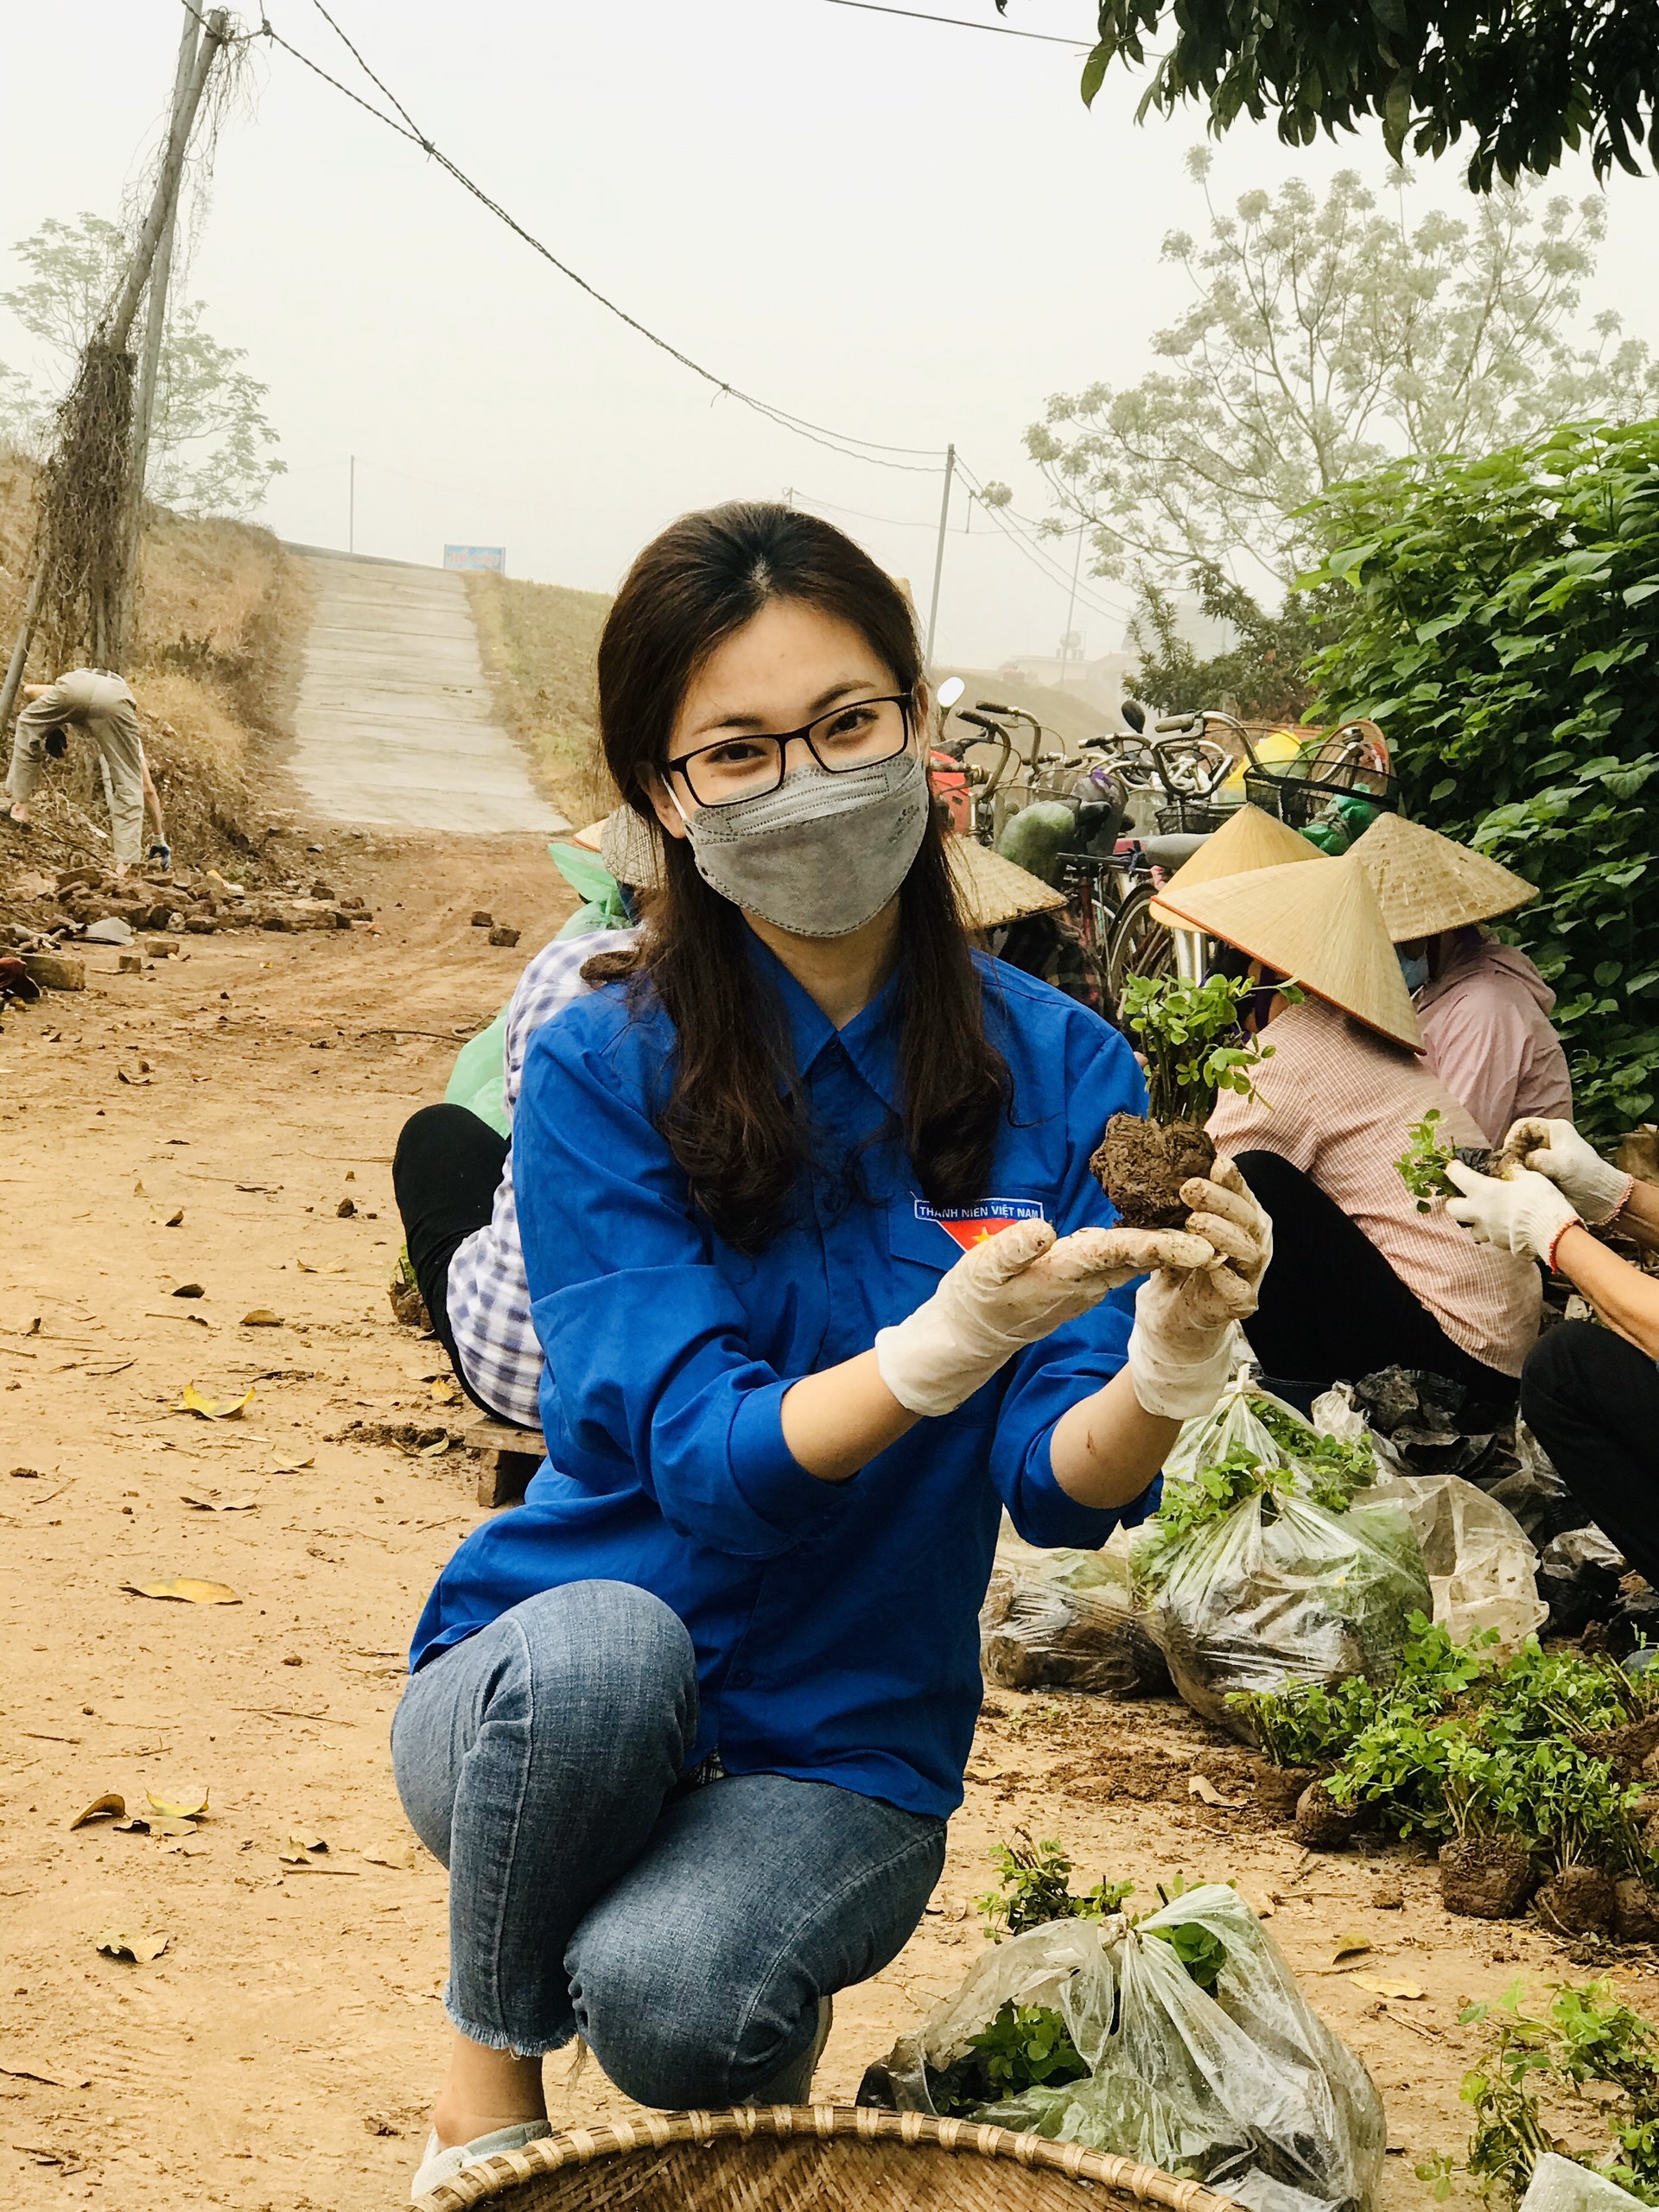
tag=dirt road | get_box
[2,830,1653,2209]
[286,552,569,834]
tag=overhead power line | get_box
[221,0,947,474]
[815,0,1090,45]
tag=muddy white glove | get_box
[875,1214,1212,1419]
[1445,1159,1580,1267]
[1126,1160,1274,1421]
[1497,1116,1630,1225]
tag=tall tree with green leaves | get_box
[1026,0,1659,190]
[0,212,283,520]
[1027,155,1659,591]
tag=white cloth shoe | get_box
[410,2119,552,2203]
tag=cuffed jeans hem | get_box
[442,1990,578,2059]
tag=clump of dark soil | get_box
[1535,1865,1618,1936]
[1294,1780,1362,1850]
[1440,1836,1536,1919]
[1615,1876,1659,1942]
[1091,1113,1216,1229]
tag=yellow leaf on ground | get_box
[148,1816,200,1840]
[178,1382,254,1421]
[123,1578,240,1605]
[295,1258,317,1273]
[1188,1774,1244,1809]
[68,1794,125,1831]
[181,1494,257,1512]
[418,1438,450,1458]
[428,1377,461,1404]
[1331,1929,1372,1963]
[241,1310,282,1328]
[96,1929,168,1963]
[288,1830,327,1853]
[1350,1974,1426,2000]
[146,1790,208,1819]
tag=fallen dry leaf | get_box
[241,1310,282,1328]
[1331,1929,1373,1964]
[269,1455,315,1474]
[165,1209,184,1228]
[146,1789,208,1819]
[417,1437,450,1458]
[148,1816,201,1840]
[178,1382,254,1420]
[118,1067,153,1087]
[287,1829,327,1854]
[428,1376,461,1405]
[0,2061,92,2090]
[1350,1974,1427,2001]
[68,1794,125,1831]
[181,1493,257,1512]
[1188,1774,1244,1809]
[96,1929,168,1963]
[295,1258,317,1273]
[172,1281,204,1298]
[123,1577,240,1605]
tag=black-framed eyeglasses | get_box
[665,695,913,809]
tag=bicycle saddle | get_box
[1138,832,1211,868]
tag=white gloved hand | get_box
[1497,1115,1631,1224]
[1445,1158,1580,1267]
[1125,1159,1274,1421]
[875,1213,1213,1419]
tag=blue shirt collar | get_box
[742,927,906,1116]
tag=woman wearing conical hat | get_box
[1351,812,1572,1148]
[1158,855,1541,1409]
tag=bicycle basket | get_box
[1155,798,1236,835]
[1243,768,1399,830]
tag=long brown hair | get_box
[587,500,1008,1252]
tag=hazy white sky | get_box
[3,0,1656,669]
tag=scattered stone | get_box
[1255,1764,1319,1821]
[173,1283,206,1300]
[337,1198,356,1218]
[185,917,218,935]
[142,936,179,958]
[54,866,100,894]
[310,880,336,899]
[118,952,143,975]
[262,913,293,932]
[488,925,520,949]
[390,1280,430,1331]
[22,951,86,993]
[1371,1885,1406,1910]
[1440,1837,1535,1919]
[1294,1780,1361,1850]
[1535,1865,1618,1936]
[471,911,493,927]
[340,895,365,911]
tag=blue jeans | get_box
[391,1580,946,2107]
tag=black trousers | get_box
[1233,1150,1520,1410]
[392,1102,509,1414]
[1522,1320,1659,1585]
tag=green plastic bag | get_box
[549,841,628,938]
[443,1007,511,1137]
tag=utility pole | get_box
[925,442,955,665]
[1060,522,1084,688]
[349,455,356,554]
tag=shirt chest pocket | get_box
[885,1195,1050,1324]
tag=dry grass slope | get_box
[0,451,310,875]
[467,569,613,825]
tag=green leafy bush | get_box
[975,1834,1133,1940]
[1304,421,1659,1140]
[1116,972,1281,1126]
[1459,1980,1659,2204]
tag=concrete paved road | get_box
[287,550,569,832]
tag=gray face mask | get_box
[673,743,929,938]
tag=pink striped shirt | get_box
[1208,995,1541,1377]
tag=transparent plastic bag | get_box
[981,1543,1171,1698]
[1518,2152,1647,2212]
[1162,1376,1314,1490]
[1370,1470,1547,1651]
[1135,1487,1433,1736]
[866,1885,1384,2206]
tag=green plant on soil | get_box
[1135,1431,1381,1602]
[975,1834,1135,1940]
[1116,971,1281,1127]
[1236,1618,1658,1874]
[1459,1980,1659,2204]
[1396,1108,1459,1213]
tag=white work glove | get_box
[1125,1160,1274,1421]
[875,1213,1212,1419]
[1445,1159,1580,1268]
[1496,1116,1631,1225]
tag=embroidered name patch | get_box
[914,1197,1047,1253]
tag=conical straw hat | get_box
[946,836,1065,931]
[1351,810,1535,941]
[1156,853,1422,1049]
[1148,803,1319,926]
[573,806,664,892]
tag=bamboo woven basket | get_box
[412,2105,1244,2212]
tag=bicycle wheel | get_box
[1104,880,1174,1001]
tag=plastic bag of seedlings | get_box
[1160,1374,1356,1491]
[1134,1473,1432,1735]
[861,1885,1384,2207]
[981,1544,1171,1698]
[1370,1471,1547,1650]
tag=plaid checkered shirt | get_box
[445,927,639,1425]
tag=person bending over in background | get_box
[1158,851,1541,1415]
[6,668,168,873]
[393,501,1271,2200]
[1352,810,1571,1148]
[1446,1122,1659,1582]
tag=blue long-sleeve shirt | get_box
[410,939,1154,1817]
